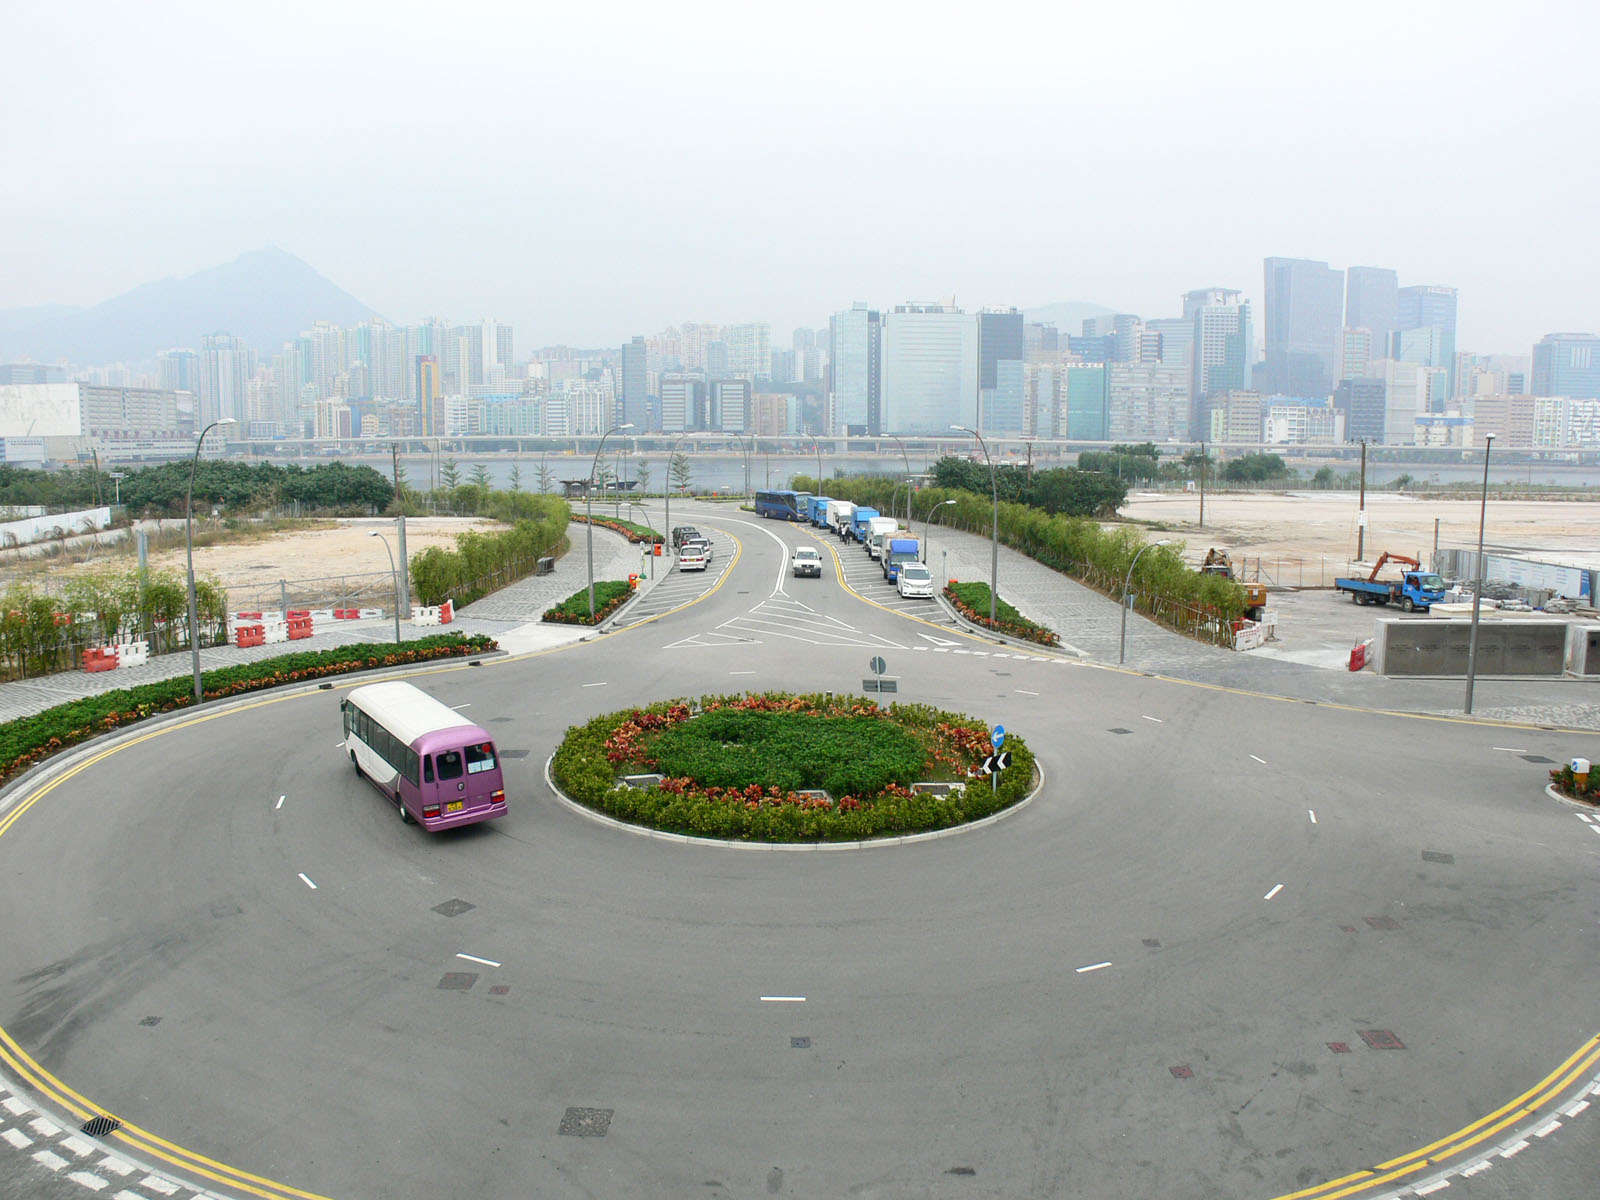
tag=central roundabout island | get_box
[551,692,1035,841]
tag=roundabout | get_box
[1,503,1598,1199]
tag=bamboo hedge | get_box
[409,495,571,606]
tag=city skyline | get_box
[2,2,1596,356]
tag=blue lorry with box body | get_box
[849,507,878,543]
[882,537,921,583]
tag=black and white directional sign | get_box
[981,751,1012,775]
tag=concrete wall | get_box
[0,506,112,548]
[1372,617,1573,677]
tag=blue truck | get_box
[848,507,878,543]
[882,537,921,583]
[808,496,833,527]
[1334,553,1447,612]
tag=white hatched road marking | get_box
[1498,1138,1529,1157]
[1533,1118,1563,1137]
[1,1128,30,1149]
[29,1116,61,1137]
[98,1155,135,1176]
[1460,1159,1493,1176]
[33,1148,68,1171]
[1075,962,1111,974]
[60,1133,95,1157]
[1,1095,28,1116]
[68,1169,110,1190]
[140,1177,182,1197]
[456,953,501,968]
[1414,1179,1451,1195]
[1264,884,1284,900]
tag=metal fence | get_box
[228,570,397,614]
[0,617,228,684]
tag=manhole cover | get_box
[1522,755,1555,764]
[1142,939,1161,948]
[1360,1029,1405,1050]
[432,899,475,917]
[1170,1065,1193,1078]
[1109,728,1132,735]
[489,985,510,996]
[559,1107,613,1137]
[139,1016,161,1027]
[790,1036,810,1049]
[209,901,242,918]
[1421,850,1455,864]
[1364,916,1400,931]
[946,1166,976,1176]
[438,972,478,990]
[80,1116,120,1137]
[1327,1042,1352,1054]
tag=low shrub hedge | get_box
[1549,763,1598,804]
[945,581,1061,646]
[571,514,663,544]
[0,633,499,786]
[552,692,1034,842]
[543,581,633,624]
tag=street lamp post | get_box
[1120,539,1174,665]
[1464,434,1495,714]
[921,497,957,564]
[663,430,691,556]
[629,502,657,579]
[587,424,634,619]
[888,434,912,525]
[185,417,236,703]
[951,425,999,624]
[368,530,402,644]
[814,438,823,492]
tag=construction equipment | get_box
[1334,552,1446,612]
[1200,549,1268,619]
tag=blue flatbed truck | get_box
[1334,553,1447,612]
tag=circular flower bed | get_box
[551,692,1034,842]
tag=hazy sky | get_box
[3,1,1596,355]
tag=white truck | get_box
[826,500,855,539]
[866,518,900,559]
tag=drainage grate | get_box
[138,1016,161,1027]
[1170,1065,1193,1078]
[1364,916,1400,931]
[1109,728,1132,735]
[1421,850,1455,864]
[559,1107,613,1137]
[1142,938,1161,948]
[438,972,478,990]
[318,682,334,690]
[946,1166,976,1176]
[489,717,514,724]
[1522,755,1555,764]
[499,749,530,759]
[432,899,475,917]
[1339,925,1358,933]
[489,985,510,996]
[209,901,242,918]
[1327,1042,1352,1054]
[790,1036,810,1049]
[1360,1029,1405,1050]
[80,1116,120,1137]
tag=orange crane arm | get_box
[1366,552,1420,582]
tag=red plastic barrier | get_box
[1348,642,1367,672]
[440,600,454,625]
[287,609,310,619]
[234,623,266,648]
[81,648,117,673]
[287,615,314,640]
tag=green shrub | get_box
[543,581,633,624]
[0,633,497,785]
[944,582,1060,646]
[1550,764,1598,803]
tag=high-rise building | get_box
[725,323,771,381]
[156,349,199,394]
[1340,327,1374,381]
[415,356,441,435]
[1333,378,1387,443]
[1344,267,1399,352]
[977,307,1025,436]
[710,379,751,432]
[1532,333,1600,399]
[1062,363,1109,440]
[1024,362,1060,437]
[1472,394,1536,448]
[1184,289,1253,404]
[829,303,881,435]
[1025,323,1060,361]
[1397,285,1458,395]
[1261,257,1344,398]
[1109,363,1189,441]
[198,333,253,427]
[1197,391,1265,443]
[882,304,978,433]
[659,374,705,433]
[620,336,649,430]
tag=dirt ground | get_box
[1122,490,1600,576]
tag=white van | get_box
[866,518,899,559]
[826,500,855,538]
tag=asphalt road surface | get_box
[2,501,1599,1200]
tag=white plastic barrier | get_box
[114,639,150,668]
[309,608,335,621]
[412,605,441,627]
[1258,609,1279,641]
[1233,621,1265,651]
[357,607,384,620]
[263,621,289,645]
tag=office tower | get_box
[1380,359,1426,444]
[829,303,882,435]
[198,333,253,427]
[725,323,772,380]
[977,307,1025,436]
[1025,323,1060,360]
[356,318,410,400]
[1396,285,1458,395]
[711,378,752,432]
[793,327,825,383]
[1108,363,1189,441]
[659,374,705,432]
[1184,289,1253,402]
[621,336,649,430]
[1345,267,1399,351]
[1068,333,1117,361]
[415,356,441,435]
[1143,318,1192,366]
[480,319,512,381]
[0,363,65,385]
[156,349,199,393]
[1471,393,1536,447]
[1024,362,1060,437]
[1081,313,1143,361]
[1340,327,1374,381]
[1197,391,1265,443]
[705,340,729,378]
[768,349,797,385]
[1532,333,1600,399]
[881,304,978,433]
[1333,378,1387,443]
[1262,257,1344,398]
[1061,363,1109,440]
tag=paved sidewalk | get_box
[0,525,652,724]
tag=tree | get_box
[1024,468,1128,517]
[1312,466,1335,487]
[1220,453,1292,483]
[670,452,692,493]
[536,456,554,495]
[441,459,462,489]
[508,463,523,493]
[469,464,491,489]
[635,461,652,497]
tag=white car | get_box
[678,546,708,571]
[792,546,822,578]
[896,562,935,599]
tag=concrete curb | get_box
[542,754,1044,851]
[935,591,1087,659]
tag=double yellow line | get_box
[1271,1032,1600,1199]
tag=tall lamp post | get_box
[813,437,823,492]
[185,417,235,703]
[663,430,692,555]
[1120,539,1174,665]
[1464,433,1495,714]
[888,433,912,525]
[951,425,998,623]
[368,530,403,644]
[921,497,957,567]
[587,423,634,619]
[629,502,657,579]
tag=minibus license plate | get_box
[447,800,464,814]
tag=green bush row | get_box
[0,633,498,785]
[543,581,633,625]
[551,693,1034,842]
[944,582,1060,646]
[572,514,663,543]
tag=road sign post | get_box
[990,725,1006,794]
[868,656,888,708]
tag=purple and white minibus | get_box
[341,681,507,831]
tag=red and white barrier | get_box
[412,605,441,627]
[440,599,454,625]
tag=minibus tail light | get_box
[422,804,442,819]
[491,789,505,806]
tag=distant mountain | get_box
[1023,300,1119,336]
[0,247,381,365]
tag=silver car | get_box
[895,562,935,599]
